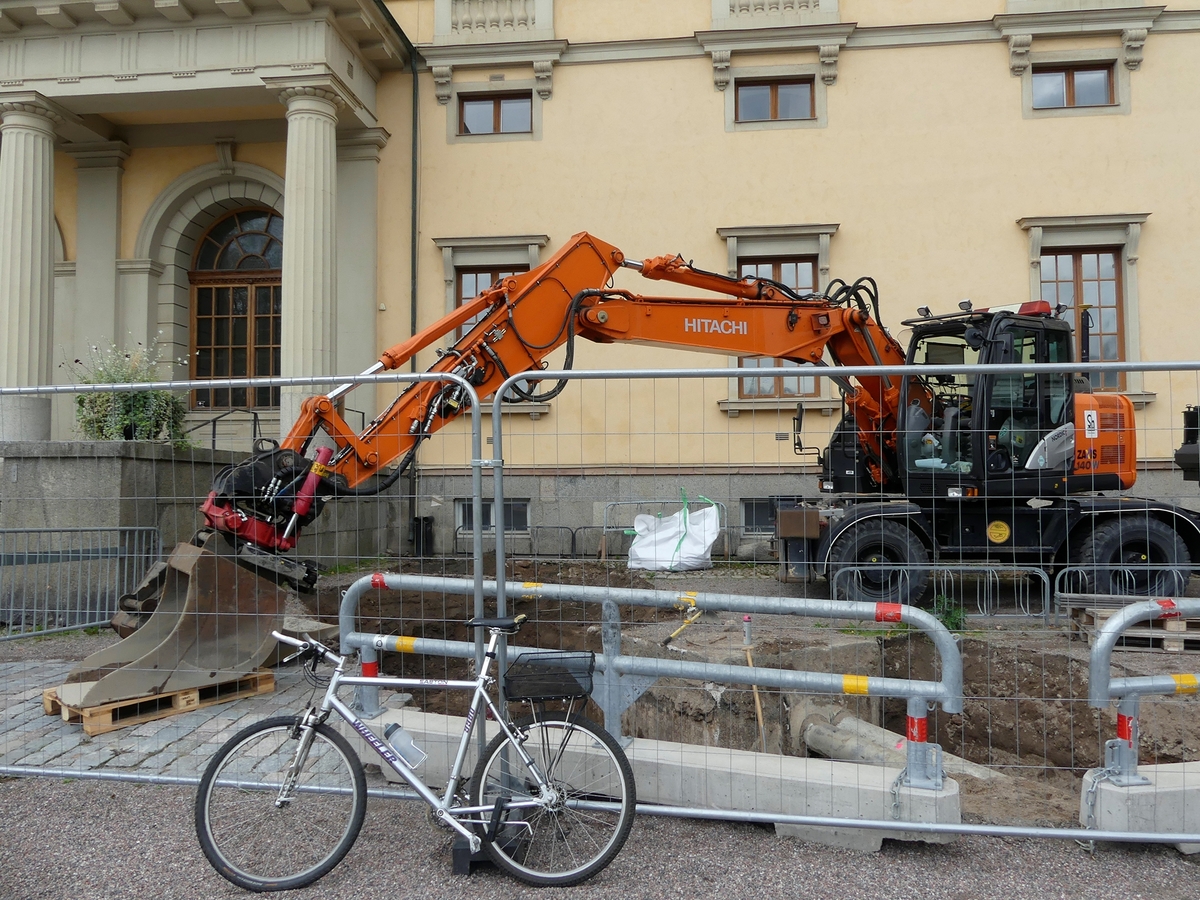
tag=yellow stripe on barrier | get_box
[522,581,543,598]
[393,635,417,653]
[843,674,870,695]
[1173,674,1199,694]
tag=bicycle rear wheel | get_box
[470,713,636,887]
[195,716,367,892]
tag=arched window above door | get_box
[190,208,283,409]
[195,209,283,271]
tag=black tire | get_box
[1072,515,1191,596]
[469,713,636,887]
[827,519,931,605]
[195,716,367,892]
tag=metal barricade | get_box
[0,527,160,638]
[830,562,1052,620]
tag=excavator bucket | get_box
[56,531,286,710]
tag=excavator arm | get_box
[201,231,909,552]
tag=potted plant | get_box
[62,340,189,446]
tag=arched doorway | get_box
[189,208,283,410]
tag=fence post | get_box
[903,695,943,790]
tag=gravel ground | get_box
[2,776,1199,900]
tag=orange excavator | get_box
[70,231,1199,708]
[201,230,1199,605]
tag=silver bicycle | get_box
[194,615,636,892]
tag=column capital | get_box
[0,91,72,128]
[64,140,132,169]
[262,74,357,114]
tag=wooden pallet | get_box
[42,670,275,736]
[1070,607,1200,653]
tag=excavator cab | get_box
[900,306,1077,498]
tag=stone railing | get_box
[711,0,841,29]
[434,0,556,44]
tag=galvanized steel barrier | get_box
[338,572,962,789]
[0,527,160,639]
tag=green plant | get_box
[62,340,189,447]
[931,593,966,632]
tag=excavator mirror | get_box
[964,326,985,350]
[793,404,805,455]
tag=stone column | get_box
[0,96,61,441]
[337,127,389,421]
[66,141,130,354]
[277,85,343,436]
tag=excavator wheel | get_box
[1069,515,1190,596]
[827,519,931,606]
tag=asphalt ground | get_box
[2,775,1200,900]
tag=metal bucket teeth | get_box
[57,532,286,709]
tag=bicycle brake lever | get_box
[281,643,310,665]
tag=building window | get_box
[458,498,530,532]
[189,209,283,409]
[457,265,528,339]
[741,499,776,535]
[1032,65,1113,109]
[458,92,533,135]
[735,79,814,122]
[1039,249,1123,390]
[738,257,819,399]
[723,65,828,132]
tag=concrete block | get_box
[338,708,960,853]
[623,738,959,852]
[1081,762,1200,853]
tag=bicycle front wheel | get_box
[195,716,367,892]
[470,713,636,887]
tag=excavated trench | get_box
[303,559,1200,828]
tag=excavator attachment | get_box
[56,531,286,710]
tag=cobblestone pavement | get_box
[0,658,318,779]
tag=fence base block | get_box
[343,708,960,851]
[622,739,960,852]
[1081,762,1200,853]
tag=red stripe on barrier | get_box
[361,661,379,678]
[876,603,903,623]
[371,573,386,589]
[1157,599,1181,618]
[906,716,927,743]
[1116,713,1134,742]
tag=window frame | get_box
[724,64,828,132]
[736,256,820,400]
[445,79,543,143]
[1020,48,1129,119]
[188,208,284,411]
[457,91,534,136]
[457,498,531,533]
[455,264,529,340]
[1038,247,1125,391]
[716,224,840,417]
[1031,64,1115,110]
[741,498,778,536]
[433,234,551,417]
[1018,213,1151,404]
[734,77,816,124]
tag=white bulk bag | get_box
[628,502,719,571]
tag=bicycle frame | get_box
[275,628,554,855]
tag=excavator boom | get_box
[197,232,914,554]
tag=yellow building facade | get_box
[2,0,1199,548]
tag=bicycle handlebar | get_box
[271,630,344,667]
